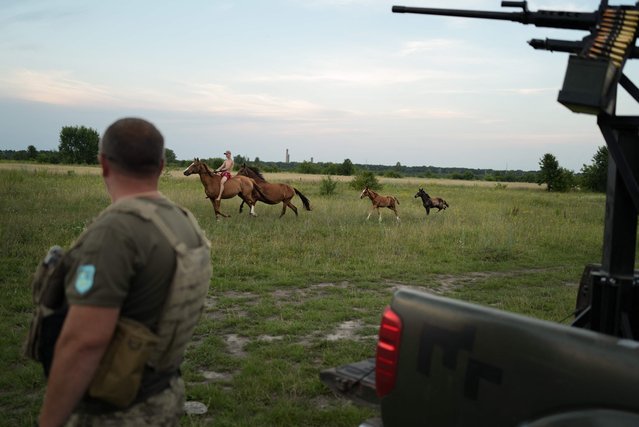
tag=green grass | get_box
[0,165,628,426]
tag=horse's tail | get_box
[394,197,400,205]
[294,188,312,211]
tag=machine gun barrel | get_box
[529,38,639,58]
[392,4,597,31]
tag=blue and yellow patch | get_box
[74,264,96,295]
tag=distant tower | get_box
[286,149,289,163]
[311,157,314,163]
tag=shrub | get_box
[349,171,381,190]
[319,176,338,195]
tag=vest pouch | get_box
[24,246,66,365]
[39,307,68,377]
[88,317,159,408]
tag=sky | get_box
[2,0,638,171]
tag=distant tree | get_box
[209,157,223,170]
[580,146,608,192]
[58,125,99,164]
[338,158,355,176]
[13,150,29,161]
[37,151,61,164]
[27,145,37,160]
[537,153,575,192]
[521,171,539,183]
[164,148,177,164]
[233,154,248,168]
[554,168,575,192]
[537,153,561,191]
[297,161,321,174]
[451,171,475,181]
[322,163,339,175]
[384,171,402,178]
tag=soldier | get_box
[37,118,212,427]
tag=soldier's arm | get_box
[39,305,119,427]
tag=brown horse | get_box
[236,164,312,218]
[414,188,449,215]
[183,158,265,220]
[360,187,400,222]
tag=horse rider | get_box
[215,150,234,201]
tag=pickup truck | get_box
[321,284,639,427]
[321,0,639,423]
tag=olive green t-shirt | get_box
[64,196,202,329]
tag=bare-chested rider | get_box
[215,150,234,201]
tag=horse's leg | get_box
[377,207,382,223]
[214,199,230,219]
[392,206,400,221]
[366,206,374,220]
[211,199,228,221]
[240,191,257,217]
[239,200,245,213]
[285,202,298,217]
[209,199,219,221]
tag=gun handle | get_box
[501,1,527,10]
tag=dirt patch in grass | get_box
[386,267,569,294]
[194,271,571,387]
[224,334,249,358]
[326,320,364,341]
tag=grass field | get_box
[0,162,617,426]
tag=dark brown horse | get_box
[236,164,311,218]
[360,187,400,222]
[183,158,265,220]
[415,188,449,215]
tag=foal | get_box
[414,188,449,215]
[360,187,400,222]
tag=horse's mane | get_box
[201,161,215,177]
[366,187,378,196]
[243,165,266,182]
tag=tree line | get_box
[1,125,608,193]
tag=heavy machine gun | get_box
[392,1,639,340]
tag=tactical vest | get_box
[25,197,212,406]
[99,197,212,371]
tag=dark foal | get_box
[415,188,449,215]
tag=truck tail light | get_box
[376,305,402,398]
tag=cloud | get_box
[178,82,337,119]
[398,39,464,56]
[0,69,345,121]
[1,69,115,105]
[391,107,470,119]
[242,67,447,85]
